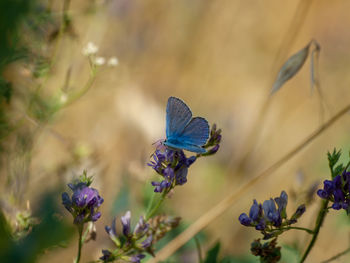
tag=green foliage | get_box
[0,0,36,70]
[204,242,221,263]
[0,192,73,263]
[79,170,94,186]
[202,242,256,263]
[327,148,344,178]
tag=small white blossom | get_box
[94,56,106,66]
[60,93,68,104]
[107,57,119,67]
[82,42,99,56]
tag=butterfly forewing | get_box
[166,97,192,138]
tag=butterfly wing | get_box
[163,141,207,153]
[177,117,209,146]
[166,97,192,139]
[165,117,209,153]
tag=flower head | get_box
[239,191,305,239]
[317,169,350,211]
[94,56,106,66]
[108,57,119,66]
[148,148,196,193]
[101,212,179,263]
[82,42,99,56]
[62,181,103,225]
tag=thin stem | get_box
[145,190,167,221]
[34,0,71,94]
[63,68,97,107]
[300,200,329,263]
[277,226,314,234]
[321,246,350,263]
[149,102,350,263]
[194,236,203,263]
[229,0,314,173]
[145,192,157,218]
[75,224,84,263]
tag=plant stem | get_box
[321,246,350,263]
[278,226,314,234]
[64,68,97,107]
[75,224,84,263]
[194,236,203,263]
[145,190,167,220]
[300,200,329,263]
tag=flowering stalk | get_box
[300,199,328,263]
[145,124,221,219]
[61,171,103,263]
[100,212,180,262]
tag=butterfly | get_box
[163,97,210,153]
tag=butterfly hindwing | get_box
[176,117,209,146]
[166,97,192,138]
[163,140,206,153]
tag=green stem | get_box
[299,199,329,263]
[277,226,314,234]
[194,236,203,263]
[64,68,97,107]
[145,190,167,220]
[75,224,84,263]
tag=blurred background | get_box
[1,0,350,262]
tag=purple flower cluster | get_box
[62,182,104,224]
[239,191,305,238]
[101,211,153,263]
[148,124,221,193]
[202,123,222,156]
[148,149,196,193]
[317,170,350,210]
[101,212,181,263]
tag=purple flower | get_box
[238,213,252,226]
[62,182,103,224]
[239,191,304,237]
[141,235,153,249]
[121,211,131,237]
[255,218,266,231]
[149,148,197,192]
[249,200,261,221]
[275,191,288,212]
[317,168,350,212]
[100,250,113,261]
[130,254,146,263]
[263,199,281,227]
[317,189,329,199]
[134,216,149,238]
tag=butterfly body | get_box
[163,97,209,153]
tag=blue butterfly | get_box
[163,97,210,153]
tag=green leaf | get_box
[204,242,221,263]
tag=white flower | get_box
[60,93,68,104]
[82,42,99,56]
[107,57,119,67]
[94,56,106,66]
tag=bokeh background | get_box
[2,0,350,262]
